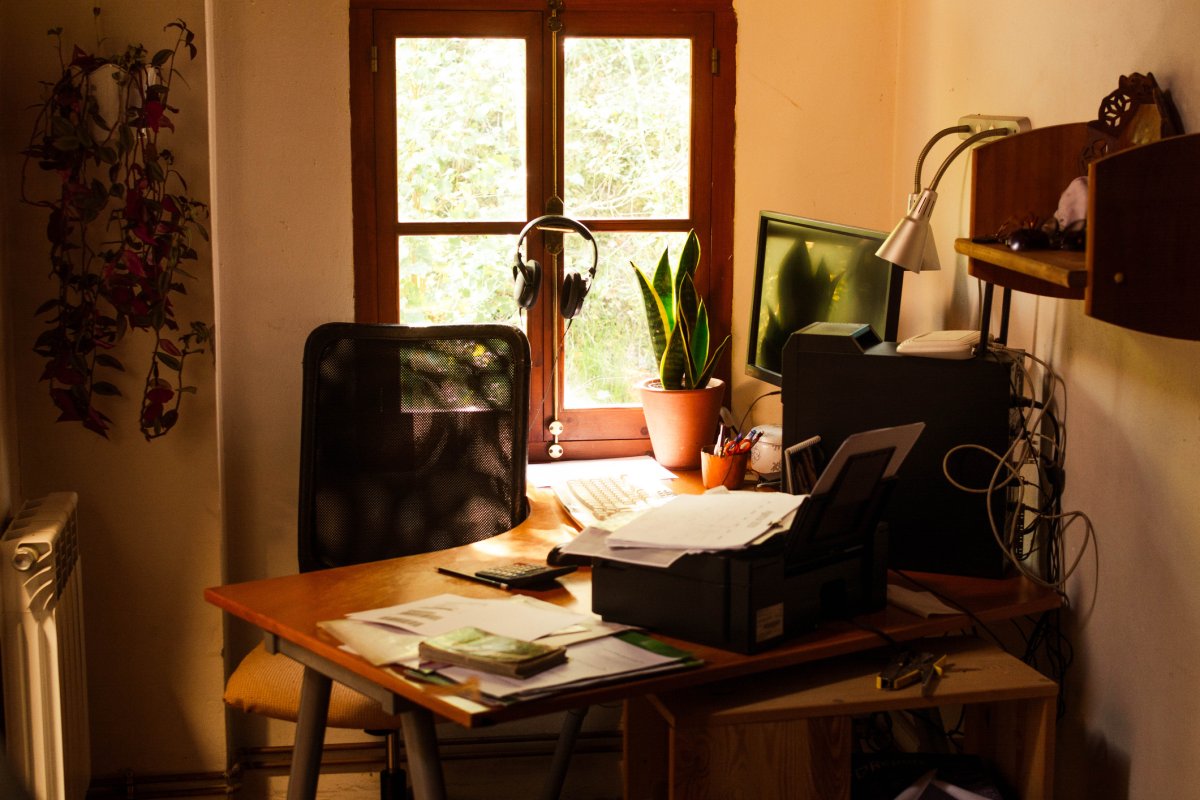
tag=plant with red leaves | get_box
[21,18,211,440]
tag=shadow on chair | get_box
[223,323,585,799]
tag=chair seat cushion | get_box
[224,641,408,730]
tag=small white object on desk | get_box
[748,424,783,479]
[896,329,982,359]
[887,585,960,618]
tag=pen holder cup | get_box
[700,448,750,490]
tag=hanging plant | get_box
[21,19,211,440]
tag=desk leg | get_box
[288,666,331,800]
[623,697,669,800]
[401,707,446,800]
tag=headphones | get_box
[513,215,599,320]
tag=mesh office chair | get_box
[225,323,583,799]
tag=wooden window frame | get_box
[349,0,736,461]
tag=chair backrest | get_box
[298,323,531,572]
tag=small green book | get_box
[418,626,568,678]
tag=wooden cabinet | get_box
[954,125,1200,340]
[624,637,1058,800]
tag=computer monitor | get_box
[746,212,903,385]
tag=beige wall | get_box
[0,0,224,776]
[0,123,17,522]
[731,0,899,422]
[207,0,359,766]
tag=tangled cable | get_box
[940,344,1094,599]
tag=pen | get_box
[436,566,510,589]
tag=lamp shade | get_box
[875,189,941,272]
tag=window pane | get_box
[563,231,690,407]
[563,38,691,219]
[397,235,523,327]
[394,38,527,221]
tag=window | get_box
[350,2,736,460]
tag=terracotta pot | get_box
[638,377,725,470]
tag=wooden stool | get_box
[624,637,1057,800]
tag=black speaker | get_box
[782,330,1016,578]
[512,215,598,319]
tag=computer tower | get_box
[781,328,1016,578]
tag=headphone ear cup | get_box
[559,271,588,320]
[513,258,541,310]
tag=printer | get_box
[591,442,900,654]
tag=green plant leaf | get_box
[659,324,689,389]
[676,271,700,349]
[91,381,121,397]
[155,352,182,371]
[675,229,700,299]
[94,353,124,370]
[651,247,674,330]
[695,333,731,389]
[631,260,669,368]
[690,300,711,380]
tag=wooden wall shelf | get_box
[955,123,1200,340]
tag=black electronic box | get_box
[781,325,1016,578]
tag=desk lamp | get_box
[877,118,1029,272]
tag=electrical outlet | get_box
[958,115,1032,138]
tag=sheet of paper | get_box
[527,456,676,487]
[559,526,690,567]
[605,491,804,551]
[348,593,588,642]
[812,422,925,495]
[319,619,423,666]
[887,585,960,617]
[434,634,684,700]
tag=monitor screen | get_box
[746,212,903,385]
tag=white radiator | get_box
[2,492,90,800]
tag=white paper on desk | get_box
[318,619,424,666]
[812,421,925,495]
[435,634,684,700]
[606,492,804,551]
[887,585,960,618]
[559,526,690,567]
[348,593,588,642]
[526,455,676,487]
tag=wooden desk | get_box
[205,476,1060,800]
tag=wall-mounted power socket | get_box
[958,115,1032,138]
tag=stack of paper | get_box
[320,593,699,703]
[555,489,805,568]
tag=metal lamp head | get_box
[875,189,940,273]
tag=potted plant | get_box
[631,230,731,468]
[20,19,210,440]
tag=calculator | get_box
[437,562,577,589]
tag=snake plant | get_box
[631,230,731,390]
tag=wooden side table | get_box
[624,637,1057,800]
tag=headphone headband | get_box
[513,215,599,319]
[515,214,597,273]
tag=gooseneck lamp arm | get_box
[877,126,1016,273]
[926,127,1012,192]
[912,125,970,195]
